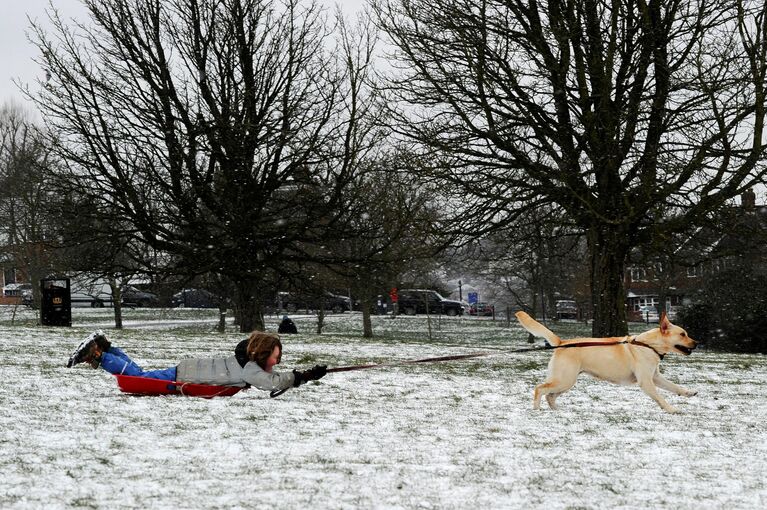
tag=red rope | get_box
[327,350,510,373]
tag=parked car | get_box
[555,299,578,320]
[277,291,352,313]
[3,283,33,306]
[70,281,113,308]
[3,282,32,297]
[469,302,494,316]
[22,291,34,307]
[171,288,222,308]
[121,286,159,307]
[397,289,464,316]
[637,305,660,322]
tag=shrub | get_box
[677,267,767,353]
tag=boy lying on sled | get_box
[67,330,327,393]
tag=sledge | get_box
[114,374,244,398]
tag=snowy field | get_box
[1,306,765,509]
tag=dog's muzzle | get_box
[675,342,696,355]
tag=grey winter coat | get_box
[176,356,295,391]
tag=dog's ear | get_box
[660,312,670,334]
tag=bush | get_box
[677,267,767,353]
[676,303,715,346]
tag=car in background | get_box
[277,291,352,314]
[70,285,112,308]
[3,283,33,306]
[396,289,464,316]
[555,300,578,320]
[636,305,660,322]
[171,288,222,308]
[22,291,34,307]
[121,286,159,307]
[3,282,32,297]
[469,302,494,316]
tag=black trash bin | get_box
[40,278,72,327]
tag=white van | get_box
[69,279,114,308]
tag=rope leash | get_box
[325,338,652,374]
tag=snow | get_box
[1,307,765,509]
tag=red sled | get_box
[114,374,244,398]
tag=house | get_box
[624,190,767,320]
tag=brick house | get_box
[624,190,767,321]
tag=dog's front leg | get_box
[653,371,697,397]
[637,377,680,413]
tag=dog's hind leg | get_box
[534,372,578,410]
[545,393,562,410]
[533,383,550,410]
[653,371,697,397]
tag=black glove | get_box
[292,369,305,387]
[292,365,328,387]
[306,364,327,381]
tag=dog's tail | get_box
[515,311,562,346]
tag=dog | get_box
[515,311,698,413]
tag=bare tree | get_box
[464,209,589,321]
[0,103,57,311]
[375,0,767,335]
[332,152,446,337]
[30,0,378,331]
[51,199,160,329]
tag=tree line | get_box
[2,0,766,341]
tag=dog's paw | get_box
[666,407,681,414]
[685,390,698,397]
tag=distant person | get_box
[67,330,325,393]
[278,315,298,334]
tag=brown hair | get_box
[246,331,282,370]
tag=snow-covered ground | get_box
[1,307,765,509]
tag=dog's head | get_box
[657,313,697,356]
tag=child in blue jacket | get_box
[66,330,326,392]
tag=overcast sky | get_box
[0,0,364,111]
[0,0,87,107]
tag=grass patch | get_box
[294,353,319,365]
[510,359,546,372]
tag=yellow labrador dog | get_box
[515,311,698,413]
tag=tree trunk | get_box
[361,298,373,338]
[108,277,123,330]
[587,228,630,337]
[217,305,227,333]
[656,260,673,318]
[235,282,265,333]
[316,304,325,335]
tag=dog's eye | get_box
[681,332,686,337]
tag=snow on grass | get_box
[0,307,765,509]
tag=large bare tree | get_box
[0,103,57,309]
[30,0,377,331]
[375,0,767,335]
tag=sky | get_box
[0,0,365,111]
[0,0,88,108]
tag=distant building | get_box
[624,190,767,320]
